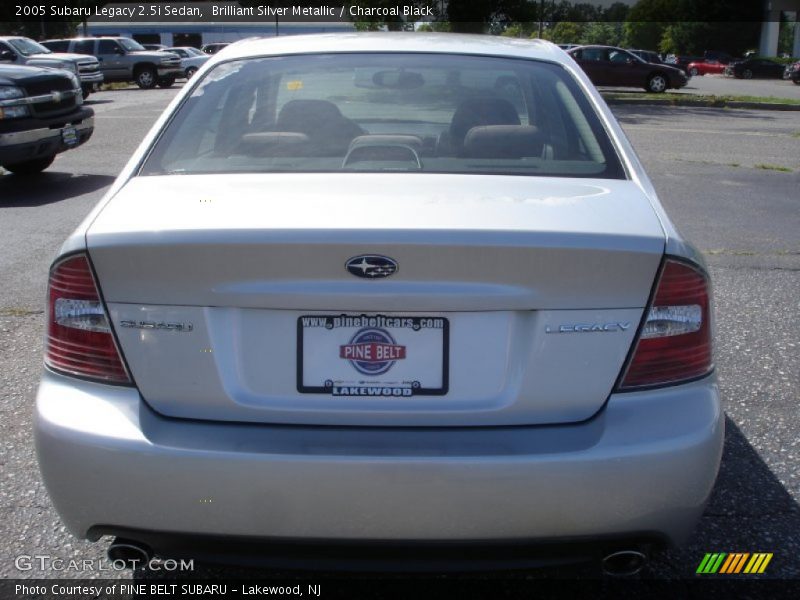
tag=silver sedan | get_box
[36,33,723,574]
[164,46,210,79]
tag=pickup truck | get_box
[42,37,182,89]
[0,64,94,175]
[0,36,103,98]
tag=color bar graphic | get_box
[697,552,773,575]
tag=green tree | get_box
[622,0,688,49]
[659,22,708,54]
[623,0,761,55]
[430,21,452,32]
[541,21,585,44]
[353,20,384,32]
[550,1,602,23]
[602,3,630,23]
[502,22,538,38]
[581,22,621,46]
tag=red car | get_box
[686,60,727,76]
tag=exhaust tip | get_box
[602,549,647,577]
[107,538,153,569]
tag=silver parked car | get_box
[36,34,723,572]
[164,46,210,79]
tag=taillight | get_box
[617,258,712,390]
[45,254,130,384]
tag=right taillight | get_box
[45,254,131,385]
[617,258,712,390]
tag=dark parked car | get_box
[730,58,787,79]
[0,64,93,174]
[628,49,661,64]
[788,61,800,85]
[201,42,229,55]
[568,45,687,93]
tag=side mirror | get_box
[115,46,125,55]
[0,50,16,62]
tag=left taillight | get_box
[45,254,131,384]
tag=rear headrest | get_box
[449,98,520,145]
[277,99,345,131]
[463,125,543,159]
[275,99,364,155]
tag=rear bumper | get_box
[36,370,723,551]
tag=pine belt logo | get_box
[340,328,406,376]
[696,552,773,575]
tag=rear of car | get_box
[36,35,722,568]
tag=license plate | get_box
[298,314,449,397]
[61,127,78,147]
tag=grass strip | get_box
[602,92,800,106]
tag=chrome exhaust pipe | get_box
[107,538,153,569]
[602,549,647,577]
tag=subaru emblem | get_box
[345,255,398,279]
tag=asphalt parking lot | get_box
[0,85,798,583]
[601,72,800,101]
[680,73,800,100]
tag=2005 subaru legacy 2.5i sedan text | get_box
[36,34,723,574]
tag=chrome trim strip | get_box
[0,116,93,148]
[0,88,81,108]
[77,73,104,83]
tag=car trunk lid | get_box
[88,173,664,426]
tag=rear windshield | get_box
[141,53,624,179]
